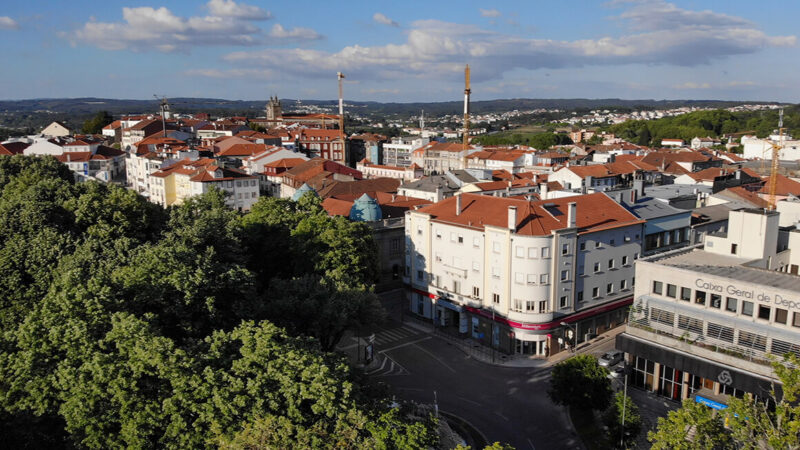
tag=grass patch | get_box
[569,407,610,450]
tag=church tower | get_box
[266,96,282,121]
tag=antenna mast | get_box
[463,65,471,148]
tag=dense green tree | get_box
[548,354,612,411]
[648,399,731,450]
[602,391,641,449]
[80,111,113,135]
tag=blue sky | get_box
[1,0,798,103]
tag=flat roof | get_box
[645,184,712,200]
[647,247,800,293]
[622,197,690,220]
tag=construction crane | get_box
[463,64,471,148]
[153,95,169,138]
[767,108,785,210]
[337,72,345,134]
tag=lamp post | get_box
[560,321,578,352]
[620,362,629,448]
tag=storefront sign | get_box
[695,395,728,410]
[695,278,800,310]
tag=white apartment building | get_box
[405,192,644,357]
[356,160,423,181]
[149,158,259,211]
[742,135,800,161]
[618,207,800,405]
[382,137,430,167]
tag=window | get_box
[650,307,674,326]
[758,305,771,320]
[472,286,480,297]
[513,299,523,312]
[707,322,734,342]
[620,279,627,290]
[539,300,547,313]
[595,241,602,248]
[527,274,536,284]
[652,281,663,295]
[560,270,569,281]
[666,284,677,298]
[738,330,767,352]
[776,308,788,324]
[607,283,613,294]
[515,272,524,284]
[458,234,464,244]
[580,242,586,251]
[622,255,629,266]
[678,315,703,334]
[695,290,706,305]
[417,226,422,236]
[492,267,500,279]
[562,243,569,255]
[726,297,738,313]
[528,247,538,258]
[473,237,480,248]
[435,253,442,262]
[436,230,442,239]
[560,296,568,309]
[577,291,584,302]
[472,261,480,272]
[416,270,424,281]
[526,301,535,312]
[592,287,600,298]
[610,239,615,245]
[542,247,550,258]
[453,280,461,293]
[608,259,615,270]
[594,262,601,273]
[236,180,242,187]
[710,294,721,308]
[793,312,800,328]
[680,287,691,302]
[515,246,524,258]
[540,274,549,284]
[493,242,501,253]
[451,233,457,242]
[731,243,738,255]
[492,293,500,304]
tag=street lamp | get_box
[560,321,577,351]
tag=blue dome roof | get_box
[349,193,383,222]
[291,183,317,201]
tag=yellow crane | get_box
[767,108,785,210]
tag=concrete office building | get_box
[617,208,800,405]
[405,192,644,356]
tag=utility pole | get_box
[620,365,629,448]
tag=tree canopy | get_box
[548,354,612,411]
[0,155,431,448]
[80,111,113,135]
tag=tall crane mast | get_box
[154,95,169,138]
[767,108,785,210]
[337,72,345,162]
[463,64,471,148]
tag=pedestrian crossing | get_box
[373,326,418,346]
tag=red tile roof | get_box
[759,174,800,196]
[416,192,643,236]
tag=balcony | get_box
[626,297,800,378]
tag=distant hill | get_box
[0,97,784,118]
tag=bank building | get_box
[617,206,800,406]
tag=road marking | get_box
[455,396,482,407]
[413,343,457,373]
[494,411,509,421]
[365,356,390,375]
[527,438,536,450]
[380,336,431,353]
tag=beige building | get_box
[41,121,71,137]
[149,158,260,211]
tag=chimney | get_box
[435,186,442,201]
[391,194,397,202]
[735,169,741,180]
[540,182,549,199]
[508,206,517,231]
[456,193,462,215]
[630,189,636,203]
[567,202,577,228]
[634,178,644,198]
[533,174,539,184]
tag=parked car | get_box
[608,365,626,379]
[598,350,623,367]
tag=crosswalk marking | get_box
[365,354,408,377]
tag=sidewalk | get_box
[401,314,626,368]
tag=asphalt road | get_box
[366,323,588,450]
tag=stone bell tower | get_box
[265,96,282,121]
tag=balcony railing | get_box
[627,302,800,368]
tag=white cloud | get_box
[70,1,319,52]
[0,16,19,30]
[216,2,794,84]
[269,24,322,41]
[373,12,399,27]
[184,68,276,80]
[673,80,757,90]
[207,0,271,20]
[480,9,501,18]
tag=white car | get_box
[598,350,624,367]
